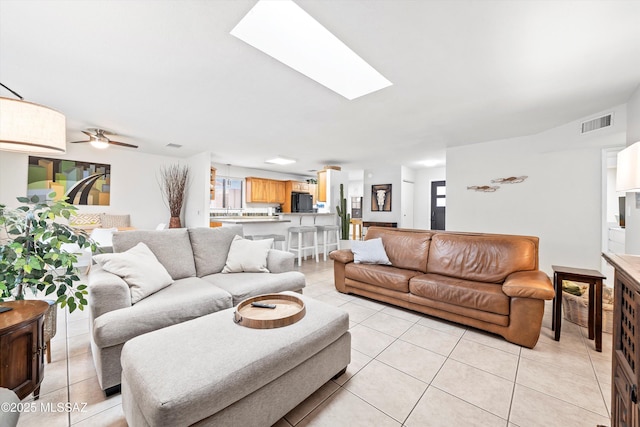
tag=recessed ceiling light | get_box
[419,159,445,168]
[231,0,392,100]
[265,157,296,165]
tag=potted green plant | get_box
[0,195,96,313]
[336,183,351,246]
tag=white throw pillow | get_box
[93,242,173,304]
[351,238,392,265]
[222,235,273,273]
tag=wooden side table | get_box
[0,300,48,399]
[551,265,606,352]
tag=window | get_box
[211,177,243,209]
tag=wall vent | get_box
[166,143,182,148]
[581,114,612,133]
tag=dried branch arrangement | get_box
[159,164,189,218]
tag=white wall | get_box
[0,143,189,230]
[414,166,446,230]
[624,85,640,254]
[184,151,212,228]
[447,105,626,274]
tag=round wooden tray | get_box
[234,293,305,329]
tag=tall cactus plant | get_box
[336,183,351,240]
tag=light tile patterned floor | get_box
[15,259,612,426]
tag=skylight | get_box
[265,157,296,165]
[231,0,392,100]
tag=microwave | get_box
[291,192,313,213]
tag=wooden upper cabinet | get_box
[317,170,327,202]
[210,167,216,200]
[271,180,286,204]
[246,177,270,203]
[291,181,309,192]
[309,183,318,205]
[246,177,286,204]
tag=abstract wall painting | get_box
[371,184,392,211]
[27,156,111,205]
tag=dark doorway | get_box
[430,180,446,230]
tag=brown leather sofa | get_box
[330,227,555,348]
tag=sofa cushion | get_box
[351,238,391,265]
[365,227,432,272]
[93,242,173,304]
[92,277,232,348]
[345,263,420,293]
[222,235,273,273]
[202,272,306,306]
[410,273,510,315]
[188,226,243,277]
[427,233,538,283]
[100,213,130,228]
[113,229,197,280]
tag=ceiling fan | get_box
[69,128,138,149]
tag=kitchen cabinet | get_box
[290,181,309,192]
[0,300,48,400]
[602,253,640,427]
[246,177,270,203]
[317,170,327,202]
[309,183,318,205]
[246,177,286,204]
[271,180,286,204]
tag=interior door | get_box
[401,180,414,228]
[431,180,446,230]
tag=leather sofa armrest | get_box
[503,271,555,300]
[329,249,354,264]
[266,249,295,273]
[88,266,132,320]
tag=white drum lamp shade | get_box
[0,97,66,153]
[617,141,640,192]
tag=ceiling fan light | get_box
[90,137,109,149]
[0,97,66,153]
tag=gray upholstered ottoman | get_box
[121,292,350,427]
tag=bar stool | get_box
[315,225,340,261]
[350,218,363,240]
[287,226,319,265]
[245,234,286,250]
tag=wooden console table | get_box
[602,253,640,427]
[362,222,397,228]
[0,300,48,400]
[551,265,606,352]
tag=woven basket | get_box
[562,290,613,334]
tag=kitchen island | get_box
[211,213,337,248]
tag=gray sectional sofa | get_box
[87,226,306,395]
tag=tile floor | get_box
[16,259,612,426]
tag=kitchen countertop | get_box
[280,213,335,216]
[210,212,335,224]
[210,216,291,224]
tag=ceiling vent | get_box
[581,114,612,134]
[166,143,182,148]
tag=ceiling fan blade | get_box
[108,140,138,149]
[81,130,94,137]
[69,140,90,144]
